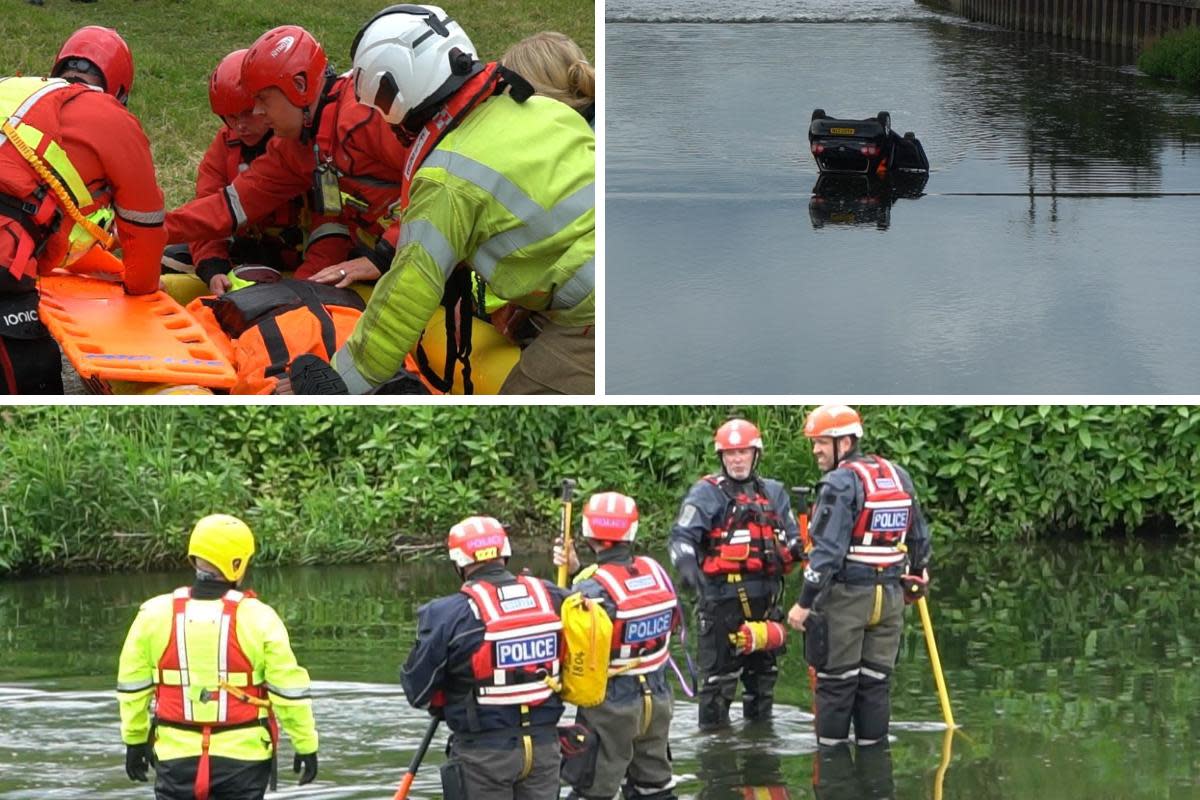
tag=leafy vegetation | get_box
[1,406,1198,575]
[1138,26,1200,91]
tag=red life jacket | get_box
[591,556,678,676]
[461,575,562,706]
[153,587,267,726]
[843,456,913,568]
[398,62,513,210]
[700,475,795,577]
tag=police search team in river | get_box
[116,405,933,798]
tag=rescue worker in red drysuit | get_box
[164,25,408,286]
[0,25,165,393]
[787,405,932,748]
[401,516,568,799]
[176,49,321,295]
[668,418,803,731]
[554,492,680,800]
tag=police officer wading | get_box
[669,419,803,731]
[401,516,567,799]
[117,515,318,800]
[556,492,680,800]
[786,405,932,748]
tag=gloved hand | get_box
[788,540,806,563]
[675,558,704,595]
[552,536,579,574]
[294,751,318,785]
[901,570,929,604]
[125,742,152,782]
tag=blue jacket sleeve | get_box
[668,479,724,570]
[797,468,860,608]
[400,595,481,709]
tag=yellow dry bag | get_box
[559,591,612,708]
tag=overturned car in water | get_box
[808,109,929,176]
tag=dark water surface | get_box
[605,1,1200,393]
[4,539,1200,798]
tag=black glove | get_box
[788,540,806,562]
[676,558,704,595]
[294,751,318,785]
[125,742,152,782]
[901,572,929,604]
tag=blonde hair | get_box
[502,31,595,114]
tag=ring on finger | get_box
[338,268,346,279]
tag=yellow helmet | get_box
[187,514,255,582]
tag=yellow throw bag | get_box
[559,592,613,708]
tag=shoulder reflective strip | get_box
[4,80,71,130]
[114,204,165,226]
[397,218,457,279]
[174,606,192,721]
[591,567,628,603]
[482,620,563,641]
[307,222,350,242]
[463,582,502,621]
[550,257,594,310]
[224,185,247,228]
[473,182,594,277]
[421,151,541,220]
[614,598,677,620]
[117,679,154,693]
[330,342,376,394]
[266,683,311,700]
[524,576,554,613]
[864,499,913,508]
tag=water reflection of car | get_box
[808,172,929,231]
[808,109,930,177]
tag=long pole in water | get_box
[916,596,956,729]
[392,716,440,800]
[556,478,577,588]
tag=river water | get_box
[3,539,1200,798]
[604,0,1200,394]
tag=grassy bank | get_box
[0,0,594,207]
[1139,26,1200,91]
[1,405,1199,575]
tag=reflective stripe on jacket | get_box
[843,456,912,567]
[591,556,678,676]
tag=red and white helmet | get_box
[241,25,327,108]
[714,419,763,453]
[803,405,864,439]
[447,516,511,568]
[209,49,255,117]
[52,26,135,105]
[581,492,639,543]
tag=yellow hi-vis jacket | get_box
[116,588,318,761]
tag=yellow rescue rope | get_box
[1,120,116,250]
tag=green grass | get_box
[1138,25,1200,92]
[0,0,594,207]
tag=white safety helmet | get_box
[350,4,477,126]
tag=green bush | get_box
[1,406,1198,575]
[1139,26,1200,91]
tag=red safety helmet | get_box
[447,516,511,568]
[803,405,863,439]
[209,49,255,117]
[241,25,327,108]
[52,26,134,105]
[714,419,763,453]
[581,492,639,543]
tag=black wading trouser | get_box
[696,587,781,730]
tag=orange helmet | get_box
[803,405,863,439]
[447,516,511,568]
[52,26,134,105]
[241,26,327,108]
[714,419,763,453]
[209,49,255,117]
[582,492,639,543]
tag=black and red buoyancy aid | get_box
[461,575,562,706]
[153,587,275,800]
[591,556,679,676]
[843,456,913,568]
[700,475,795,577]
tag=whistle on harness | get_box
[728,620,788,655]
[313,164,342,214]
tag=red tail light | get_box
[811,143,825,154]
[860,145,879,157]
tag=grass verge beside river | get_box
[0,0,595,208]
[1139,25,1200,91]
